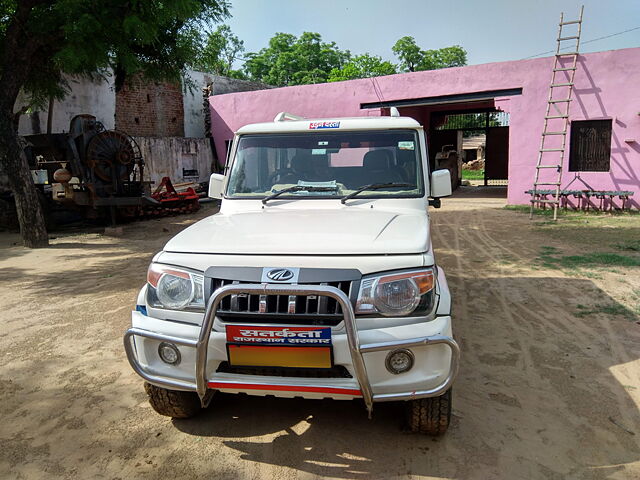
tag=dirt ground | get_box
[1,188,639,479]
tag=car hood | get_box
[164,208,430,256]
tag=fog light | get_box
[158,342,181,365]
[385,349,414,375]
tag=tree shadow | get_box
[0,204,219,296]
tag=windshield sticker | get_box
[309,121,340,130]
[298,180,337,188]
[398,141,415,150]
[311,148,326,155]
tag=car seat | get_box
[362,150,404,184]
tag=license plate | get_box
[226,325,332,368]
[228,344,332,368]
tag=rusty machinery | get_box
[23,115,199,221]
[434,144,462,191]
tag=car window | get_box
[226,130,423,198]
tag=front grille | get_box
[216,362,352,378]
[211,279,352,326]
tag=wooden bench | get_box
[526,189,634,211]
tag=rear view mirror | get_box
[430,169,452,198]
[208,173,225,199]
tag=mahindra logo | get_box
[266,268,294,281]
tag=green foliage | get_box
[0,0,15,34]
[240,32,467,86]
[392,36,467,72]
[1,0,231,110]
[243,32,350,86]
[194,24,245,77]
[461,168,484,180]
[391,36,423,72]
[328,54,396,82]
[437,112,504,131]
[419,45,467,70]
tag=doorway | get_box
[431,110,510,187]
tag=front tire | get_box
[144,382,202,418]
[405,389,452,435]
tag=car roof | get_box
[236,116,421,134]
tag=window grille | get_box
[569,120,612,172]
[434,111,509,131]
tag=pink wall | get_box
[209,48,640,207]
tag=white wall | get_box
[135,137,214,185]
[16,70,269,139]
[182,71,213,138]
[16,74,116,135]
[183,71,272,138]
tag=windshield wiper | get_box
[340,183,415,204]
[262,185,338,205]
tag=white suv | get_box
[124,112,459,435]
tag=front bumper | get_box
[124,284,459,416]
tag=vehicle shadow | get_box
[172,394,453,478]
[169,274,640,479]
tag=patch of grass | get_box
[614,239,640,252]
[536,247,640,275]
[537,245,563,269]
[583,271,604,279]
[505,204,553,216]
[574,302,636,320]
[462,169,484,180]
[555,253,640,268]
[504,205,597,218]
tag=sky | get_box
[225,0,640,66]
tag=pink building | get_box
[209,48,640,207]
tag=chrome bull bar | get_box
[124,283,460,417]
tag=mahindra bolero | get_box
[124,112,459,435]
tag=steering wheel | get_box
[269,168,296,185]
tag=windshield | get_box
[226,130,423,199]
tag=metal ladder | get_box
[530,6,584,220]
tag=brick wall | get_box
[115,74,184,137]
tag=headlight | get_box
[356,268,436,317]
[146,264,205,310]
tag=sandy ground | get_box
[1,188,639,479]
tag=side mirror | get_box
[208,173,225,199]
[430,169,452,198]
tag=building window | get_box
[569,119,612,172]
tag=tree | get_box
[0,0,230,247]
[419,46,467,70]
[328,54,396,82]
[195,24,245,77]
[392,36,467,72]
[391,36,423,72]
[243,32,350,87]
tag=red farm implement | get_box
[146,177,201,216]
